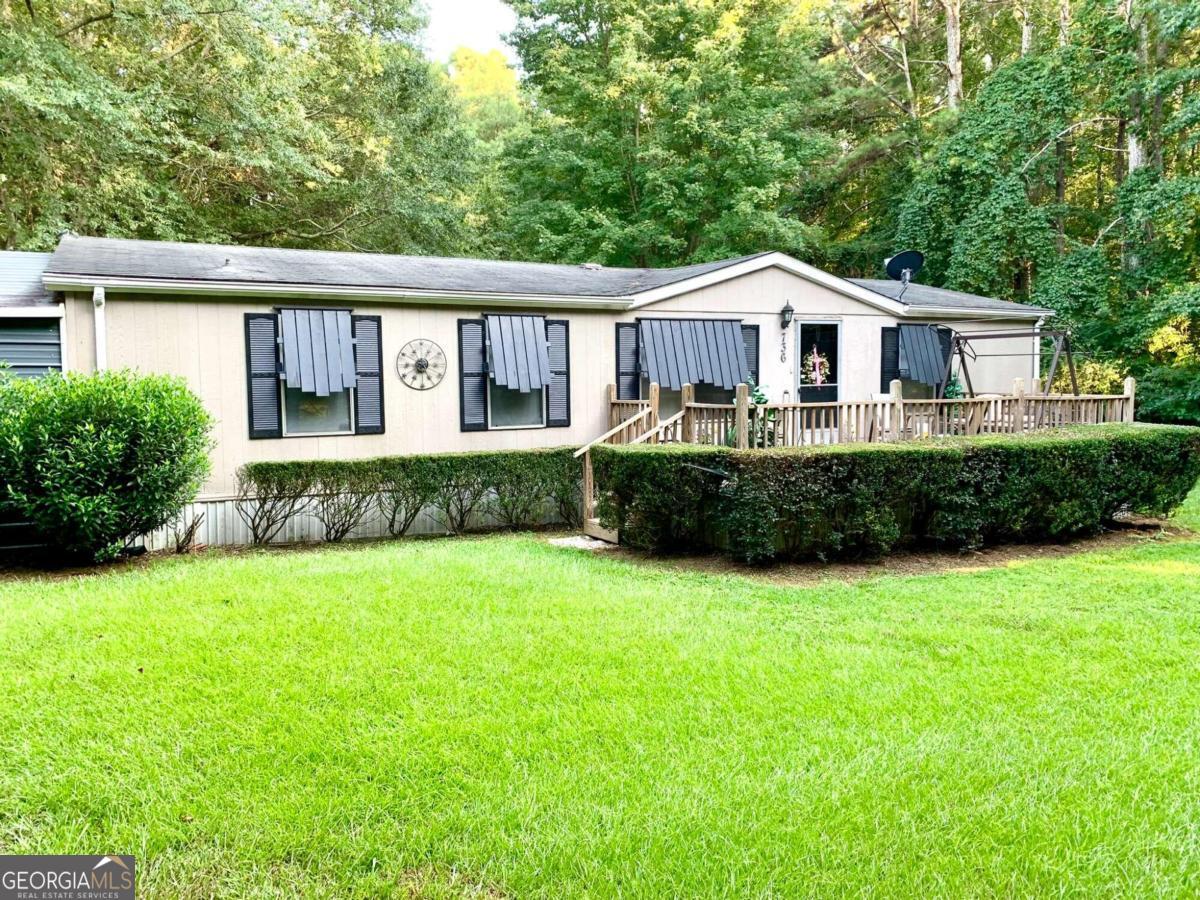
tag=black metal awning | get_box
[279,308,357,396]
[486,314,551,393]
[898,324,949,388]
[638,319,750,392]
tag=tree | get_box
[0,0,480,253]
[495,0,837,266]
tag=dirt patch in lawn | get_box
[583,516,1192,587]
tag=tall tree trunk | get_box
[1059,0,1071,45]
[1018,2,1034,55]
[942,0,963,110]
[1127,12,1147,174]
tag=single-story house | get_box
[1,234,1050,536]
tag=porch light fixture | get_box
[780,302,794,330]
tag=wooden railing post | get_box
[735,383,749,449]
[605,383,616,429]
[889,379,904,441]
[1013,377,1026,434]
[1124,376,1137,423]
[680,383,695,443]
[648,382,660,443]
[582,448,594,521]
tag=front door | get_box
[797,322,839,403]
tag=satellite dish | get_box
[885,250,925,285]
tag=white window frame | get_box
[485,379,548,431]
[280,382,356,437]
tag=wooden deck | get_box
[575,377,1137,542]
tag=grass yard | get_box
[2,495,1200,897]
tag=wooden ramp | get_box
[583,517,618,544]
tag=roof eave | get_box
[899,305,1054,320]
[41,273,634,310]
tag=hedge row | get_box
[236,447,582,544]
[592,424,1200,563]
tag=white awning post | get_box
[92,285,107,371]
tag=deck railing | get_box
[576,376,1136,538]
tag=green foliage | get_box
[0,0,479,253]
[309,462,380,543]
[894,51,1081,292]
[236,448,582,543]
[0,370,212,561]
[1137,363,1200,424]
[234,461,314,545]
[593,425,1200,563]
[496,0,834,265]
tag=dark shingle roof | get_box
[46,235,771,299]
[850,279,1051,316]
[0,252,55,307]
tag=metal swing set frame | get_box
[936,328,1079,399]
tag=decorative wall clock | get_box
[395,339,447,390]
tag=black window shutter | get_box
[546,319,570,428]
[881,326,900,393]
[459,319,488,431]
[741,324,760,385]
[352,315,384,434]
[615,322,639,400]
[245,313,281,439]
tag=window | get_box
[283,386,353,435]
[641,378,733,417]
[459,316,570,431]
[616,320,758,402]
[881,325,951,397]
[489,382,546,428]
[0,319,62,377]
[244,310,383,440]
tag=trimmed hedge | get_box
[236,447,582,543]
[592,424,1200,563]
[0,370,213,561]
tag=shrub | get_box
[236,448,582,543]
[0,370,212,562]
[486,448,582,528]
[375,457,440,537]
[235,462,314,545]
[429,457,492,534]
[1138,363,1200,425]
[592,424,1200,564]
[308,461,378,542]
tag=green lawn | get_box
[2,495,1200,898]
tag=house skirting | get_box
[142,496,566,551]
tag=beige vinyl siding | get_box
[60,266,1041,500]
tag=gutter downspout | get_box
[92,286,107,371]
[1033,315,1045,388]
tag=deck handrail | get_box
[627,409,686,445]
[573,407,654,458]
